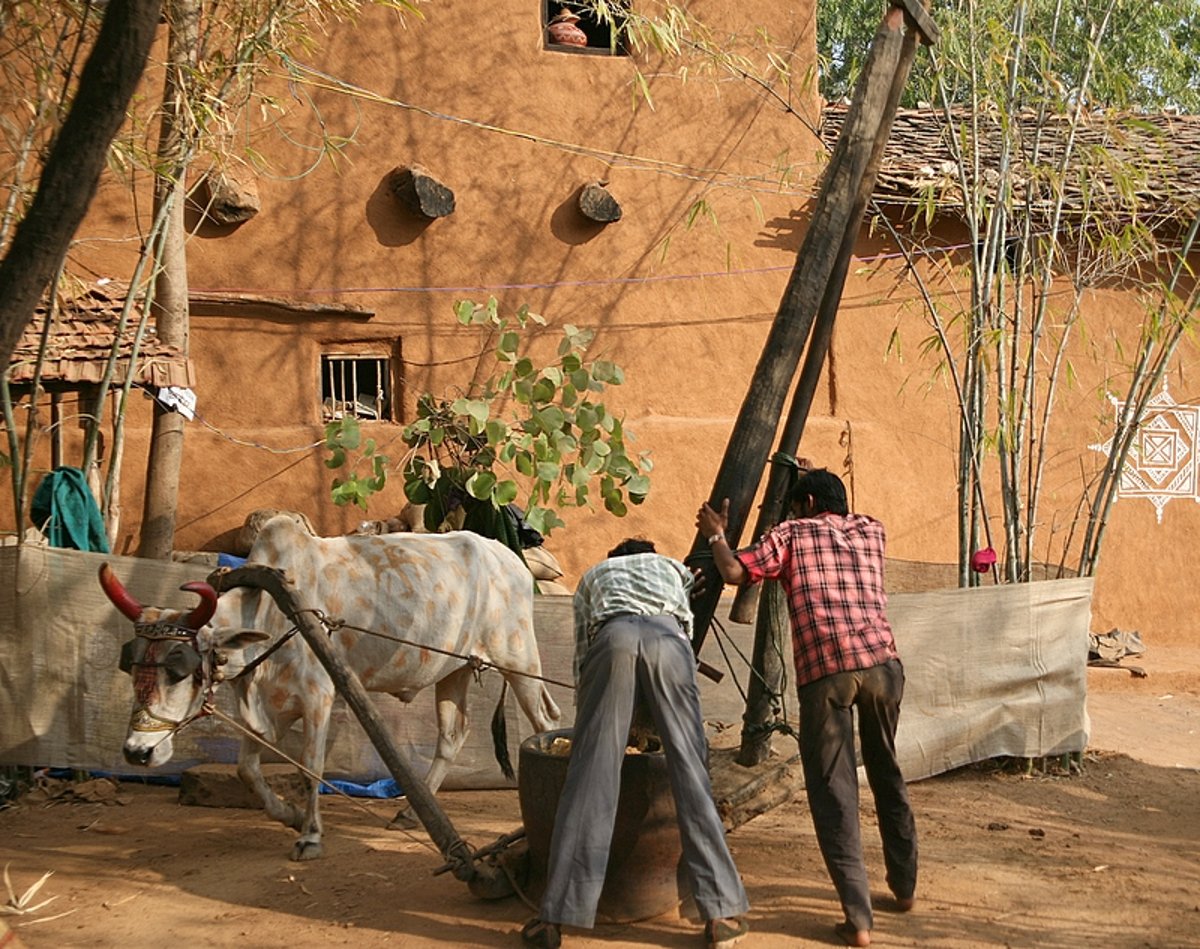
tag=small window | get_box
[544,1,630,55]
[321,354,393,422]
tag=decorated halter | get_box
[99,564,221,735]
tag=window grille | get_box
[320,354,392,422]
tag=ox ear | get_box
[219,629,272,650]
[213,629,273,679]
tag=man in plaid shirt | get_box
[697,468,918,949]
[522,538,750,949]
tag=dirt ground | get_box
[2,650,1198,949]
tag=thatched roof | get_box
[820,105,1200,221]
[7,282,195,389]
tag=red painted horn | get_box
[180,581,218,629]
[98,563,143,621]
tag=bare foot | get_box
[835,921,871,947]
[884,895,915,912]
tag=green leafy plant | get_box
[324,416,389,510]
[399,298,652,546]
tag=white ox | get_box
[100,515,561,860]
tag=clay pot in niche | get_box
[548,7,588,47]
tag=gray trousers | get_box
[539,614,750,928]
[798,658,918,931]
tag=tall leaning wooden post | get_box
[683,0,939,763]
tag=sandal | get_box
[705,917,749,948]
[521,917,562,949]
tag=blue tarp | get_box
[48,768,403,798]
[320,777,402,798]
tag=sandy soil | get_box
[2,654,1198,949]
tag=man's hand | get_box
[696,498,729,539]
[695,498,748,587]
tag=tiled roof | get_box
[7,282,195,388]
[820,105,1200,220]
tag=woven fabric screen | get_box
[0,546,1091,789]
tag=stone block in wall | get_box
[388,164,456,219]
[578,181,622,223]
[197,166,260,226]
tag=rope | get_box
[707,616,749,707]
[207,705,441,858]
[233,627,298,680]
[706,615,799,740]
[501,858,539,912]
[295,609,576,691]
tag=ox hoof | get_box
[290,839,323,861]
[468,864,516,901]
[388,803,419,830]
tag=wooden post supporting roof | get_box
[683,2,936,763]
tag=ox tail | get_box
[491,680,515,782]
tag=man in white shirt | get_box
[521,538,750,949]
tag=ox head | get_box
[98,564,267,768]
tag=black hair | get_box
[608,537,656,558]
[788,468,849,516]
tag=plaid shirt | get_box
[735,513,897,688]
[572,552,694,686]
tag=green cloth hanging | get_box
[30,466,110,553]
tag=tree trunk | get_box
[0,0,162,370]
[138,0,199,560]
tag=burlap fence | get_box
[0,545,1092,788]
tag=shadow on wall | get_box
[549,185,609,246]
[365,173,435,247]
[755,199,817,253]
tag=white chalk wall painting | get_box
[1090,382,1200,524]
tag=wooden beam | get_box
[728,4,931,762]
[209,564,498,890]
[189,291,374,321]
[686,3,919,650]
[895,0,939,44]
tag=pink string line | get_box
[192,245,973,297]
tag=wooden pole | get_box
[212,564,496,890]
[731,2,935,764]
[138,0,197,561]
[735,580,789,766]
[687,1,927,652]
[729,2,929,629]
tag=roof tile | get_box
[8,282,195,388]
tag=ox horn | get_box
[98,563,143,621]
[180,581,218,629]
